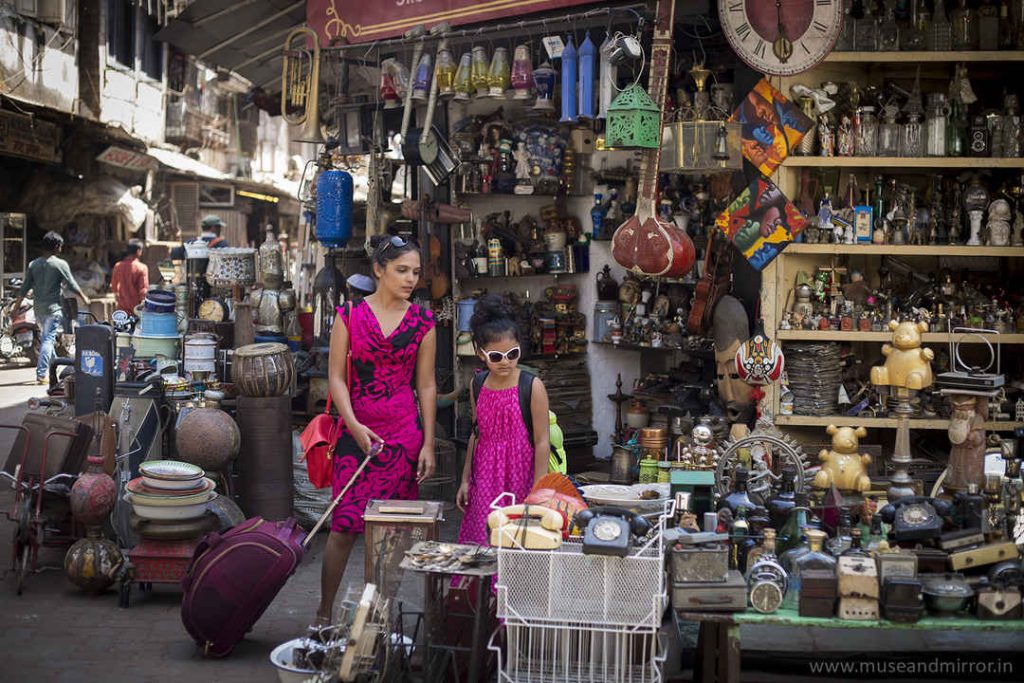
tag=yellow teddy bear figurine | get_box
[813,425,873,493]
[870,320,934,391]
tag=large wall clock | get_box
[719,0,844,76]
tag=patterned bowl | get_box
[126,476,215,498]
[139,460,204,481]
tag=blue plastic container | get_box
[254,334,288,345]
[316,169,353,248]
[139,311,179,337]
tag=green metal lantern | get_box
[605,84,661,149]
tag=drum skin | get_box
[231,342,294,397]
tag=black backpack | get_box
[470,369,566,473]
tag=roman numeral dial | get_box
[719,0,844,77]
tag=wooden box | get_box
[977,587,1022,620]
[837,556,879,599]
[882,576,924,624]
[949,541,1020,572]
[838,597,879,621]
[799,568,837,618]
[912,547,949,574]
[672,570,747,612]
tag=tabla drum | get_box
[231,342,294,397]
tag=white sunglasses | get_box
[482,346,521,363]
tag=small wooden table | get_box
[400,542,497,683]
[676,608,1024,683]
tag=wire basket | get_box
[490,621,667,683]
[492,494,674,629]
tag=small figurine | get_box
[678,423,718,470]
[842,270,871,306]
[813,424,872,493]
[748,459,781,501]
[870,320,935,392]
[987,198,1013,246]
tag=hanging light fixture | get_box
[488,46,510,98]
[470,45,489,98]
[453,53,472,101]
[560,36,577,123]
[606,84,660,149]
[578,32,596,119]
[435,47,456,98]
[510,44,533,100]
[412,53,432,101]
[532,60,556,111]
[713,122,730,163]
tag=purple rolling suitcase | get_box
[180,455,371,656]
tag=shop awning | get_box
[154,0,305,90]
[147,146,231,181]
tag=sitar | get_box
[610,0,695,279]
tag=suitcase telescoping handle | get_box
[302,448,375,547]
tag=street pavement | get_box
[0,367,431,683]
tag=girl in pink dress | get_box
[456,296,550,545]
[317,235,437,622]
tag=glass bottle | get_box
[855,106,879,156]
[926,93,950,156]
[1000,0,1017,49]
[747,527,780,573]
[947,98,966,157]
[778,492,811,555]
[789,530,837,610]
[879,3,901,49]
[952,0,979,50]
[729,507,750,571]
[930,0,954,50]
[721,466,757,517]
[1004,94,1022,157]
[978,0,1001,49]
[826,510,854,556]
[841,528,871,557]
[590,193,606,241]
[878,106,900,156]
[836,0,857,51]
[741,508,771,574]
[902,0,928,49]
[902,111,925,156]
[768,465,798,530]
[864,515,887,552]
[855,0,878,50]
[873,175,886,232]
[1016,0,1024,49]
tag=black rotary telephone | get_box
[879,496,953,543]
[574,507,653,557]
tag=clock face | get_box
[719,0,844,76]
[750,580,783,613]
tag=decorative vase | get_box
[70,456,116,527]
[64,535,123,593]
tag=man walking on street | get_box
[111,239,149,313]
[14,231,91,384]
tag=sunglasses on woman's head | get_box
[380,235,417,253]
[483,347,521,363]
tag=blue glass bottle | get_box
[590,193,606,240]
[560,36,577,123]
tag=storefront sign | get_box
[97,145,157,171]
[0,110,61,164]
[308,0,598,44]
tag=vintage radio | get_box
[949,541,1020,572]
[672,570,747,613]
[671,542,729,583]
[882,576,924,623]
[799,568,837,618]
[875,549,918,583]
[363,499,444,597]
[838,597,879,621]
[977,586,1022,620]
[838,556,879,600]
[912,547,949,574]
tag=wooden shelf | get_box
[783,156,1024,168]
[776,414,1022,431]
[460,271,585,281]
[784,244,1024,257]
[824,51,1024,63]
[777,331,1024,344]
[591,340,694,353]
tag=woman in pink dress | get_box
[317,235,437,622]
[456,295,550,544]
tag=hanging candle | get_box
[578,32,596,119]
[510,44,533,100]
[606,83,661,149]
[560,36,577,123]
[598,34,617,119]
[453,53,472,101]
[488,46,510,98]
[435,47,456,97]
[412,53,432,101]
[532,60,556,111]
[470,46,490,98]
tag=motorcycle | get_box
[0,278,39,363]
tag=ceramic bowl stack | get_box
[126,461,219,539]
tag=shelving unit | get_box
[762,50,1024,436]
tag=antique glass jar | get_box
[855,106,879,157]
[787,529,837,610]
[926,93,949,157]
[901,112,924,157]
[878,106,900,157]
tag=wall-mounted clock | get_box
[719,0,844,76]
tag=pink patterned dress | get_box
[331,301,434,534]
[458,382,536,545]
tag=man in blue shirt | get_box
[14,231,90,383]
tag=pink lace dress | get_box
[458,383,536,545]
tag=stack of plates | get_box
[126,461,218,521]
[785,342,843,416]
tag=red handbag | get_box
[299,306,352,489]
